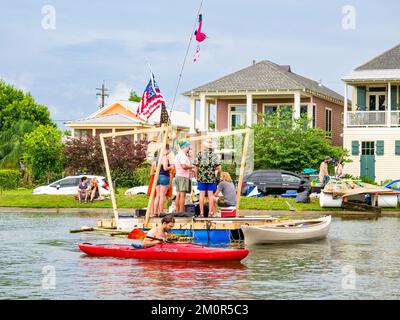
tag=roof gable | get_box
[355,44,400,71]
[89,101,144,121]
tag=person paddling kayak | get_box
[141,215,175,248]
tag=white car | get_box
[125,178,199,196]
[32,175,110,195]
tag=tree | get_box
[63,137,149,186]
[0,120,35,169]
[23,125,64,182]
[0,80,54,131]
[252,110,348,173]
[129,90,141,102]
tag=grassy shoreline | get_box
[0,188,398,211]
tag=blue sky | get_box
[1,0,400,129]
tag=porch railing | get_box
[391,111,400,127]
[347,111,386,127]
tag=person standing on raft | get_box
[153,144,174,216]
[193,140,222,217]
[175,141,194,213]
[141,215,175,248]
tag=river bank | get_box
[1,189,399,217]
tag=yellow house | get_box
[65,100,197,141]
[65,101,154,140]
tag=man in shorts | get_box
[174,141,193,213]
[193,140,222,217]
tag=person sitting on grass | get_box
[77,176,90,204]
[214,172,237,208]
[141,215,175,248]
[89,177,101,203]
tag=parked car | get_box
[125,178,199,196]
[241,170,308,196]
[384,180,400,191]
[32,175,110,195]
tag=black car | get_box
[241,170,308,196]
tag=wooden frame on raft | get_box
[184,128,252,209]
[99,125,170,227]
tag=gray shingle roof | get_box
[355,44,400,71]
[183,60,344,102]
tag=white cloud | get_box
[108,82,135,103]
[0,73,34,93]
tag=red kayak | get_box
[79,242,249,262]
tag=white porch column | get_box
[92,128,96,137]
[246,93,253,127]
[71,128,75,138]
[388,83,392,127]
[199,94,207,132]
[189,97,196,134]
[205,101,210,131]
[294,92,301,119]
[344,83,348,128]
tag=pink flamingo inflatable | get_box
[194,14,207,62]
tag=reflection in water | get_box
[77,257,249,299]
[1,213,400,299]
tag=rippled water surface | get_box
[1,212,400,299]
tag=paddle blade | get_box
[128,228,147,240]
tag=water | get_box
[1,212,400,300]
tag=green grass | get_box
[0,188,148,209]
[0,189,398,211]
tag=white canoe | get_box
[241,216,331,245]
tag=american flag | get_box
[136,73,165,119]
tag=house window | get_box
[228,104,257,130]
[325,108,332,137]
[367,87,386,111]
[312,104,316,128]
[300,105,308,115]
[263,104,293,116]
[361,141,375,155]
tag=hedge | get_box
[0,169,21,190]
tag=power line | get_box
[96,80,109,109]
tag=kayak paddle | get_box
[128,228,147,240]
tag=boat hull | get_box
[241,216,331,245]
[79,242,249,262]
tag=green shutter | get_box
[391,85,397,110]
[376,140,384,155]
[357,86,366,110]
[395,141,400,155]
[352,141,360,156]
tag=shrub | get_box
[221,163,238,182]
[0,169,21,190]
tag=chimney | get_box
[252,59,256,65]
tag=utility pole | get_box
[96,81,109,109]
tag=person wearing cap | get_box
[175,141,194,213]
[319,156,332,187]
[193,139,222,217]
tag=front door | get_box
[360,141,375,180]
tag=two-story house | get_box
[183,60,345,146]
[343,44,400,183]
